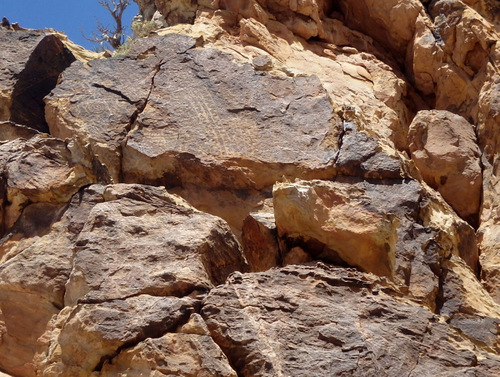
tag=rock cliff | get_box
[1,0,500,376]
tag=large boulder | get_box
[408,110,482,225]
[64,184,247,305]
[0,29,75,132]
[202,263,500,377]
[272,178,478,310]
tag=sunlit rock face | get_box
[0,1,500,376]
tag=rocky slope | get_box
[0,0,500,376]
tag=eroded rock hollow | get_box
[1,0,500,376]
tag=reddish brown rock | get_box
[202,263,500,377]
[0,28,75,132]
[408,110,482,225]
[0,186,103,377]
[65,184,247,305]
[241,212,281,272]
[36,295,198,377]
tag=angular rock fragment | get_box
[408,110,482,225]
[36,295,198,376]
[242,212,280,272]
[335,122,403,179]
[272,177,479,310]
[0,28,75,132]
[440,256,500,352]
[202,263,500,377]
[273,179,398,277]
[97,313,237,377]
[0,135,94,233]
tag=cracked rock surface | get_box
[1,0,500,376]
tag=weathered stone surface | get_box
[0,28,75,132]
[97,313,237,377]
[65,183,247,306]
[440,256,500,352]
[334,122,403,179]
[273,179,398,277]
[0,186,104,377]
[36,295,198,377]
[408,110,482,225]
[122,35,340,190]
[0,135,94,233]
[45,33,341,189]
[273,177,479,310]
[45,50,156,183]
[3,0,500,375]
[202,263,500,377]
[242,212,280,272]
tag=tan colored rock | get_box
[273,177,479,310]
[97,314,237,377]
[0,186,104,377]
[477,67,500,304]
[273,179,398,277]
[441,256,500,352]
[409,1,498,122]
[408,110,482,224]
[36,295,198,377]
[335,0,424,61]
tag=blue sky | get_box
[1,0,139,49]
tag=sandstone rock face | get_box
[273,180,398,277]
[1,0,500,376]
[0,134,94,235]
[64,184,247,306]
[202,263,500,377]
[408,110,482,225]
[30,184,246,377]
[0,29,75,132]
[0,186,102,377]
